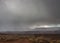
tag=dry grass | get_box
[0,34,60,43]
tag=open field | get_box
[0,34,60,43]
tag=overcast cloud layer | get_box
[0,0,60,31]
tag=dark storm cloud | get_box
[44,0,60,19]
[0,0,60,31]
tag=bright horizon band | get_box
[30,24,60,29]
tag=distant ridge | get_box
[0,30,60,34]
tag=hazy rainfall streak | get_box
[0,0,59,31]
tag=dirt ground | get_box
[0,39,32,43]
[0,34,60,43]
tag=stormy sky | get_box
[0,0,60,31]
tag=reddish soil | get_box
[0,39,33,43]
[0,34,60,43]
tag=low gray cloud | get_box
[0,0,60,31]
